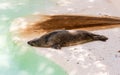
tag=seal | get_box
[27,30,108,49]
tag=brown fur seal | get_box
[27,30,108,49]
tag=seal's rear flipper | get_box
[92,35,108,42]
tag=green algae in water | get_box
[0,0,68,75]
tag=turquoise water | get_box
[0,0,67,75]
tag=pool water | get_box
[0,0,67,75]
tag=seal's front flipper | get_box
[51,44,62,49]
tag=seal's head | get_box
[27,37,47,47]
[27,40,36,46]
[27,39,40,47]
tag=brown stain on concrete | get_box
[17,15,120,38]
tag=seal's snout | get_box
[27,41,30,45]
[27,41,34,46]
